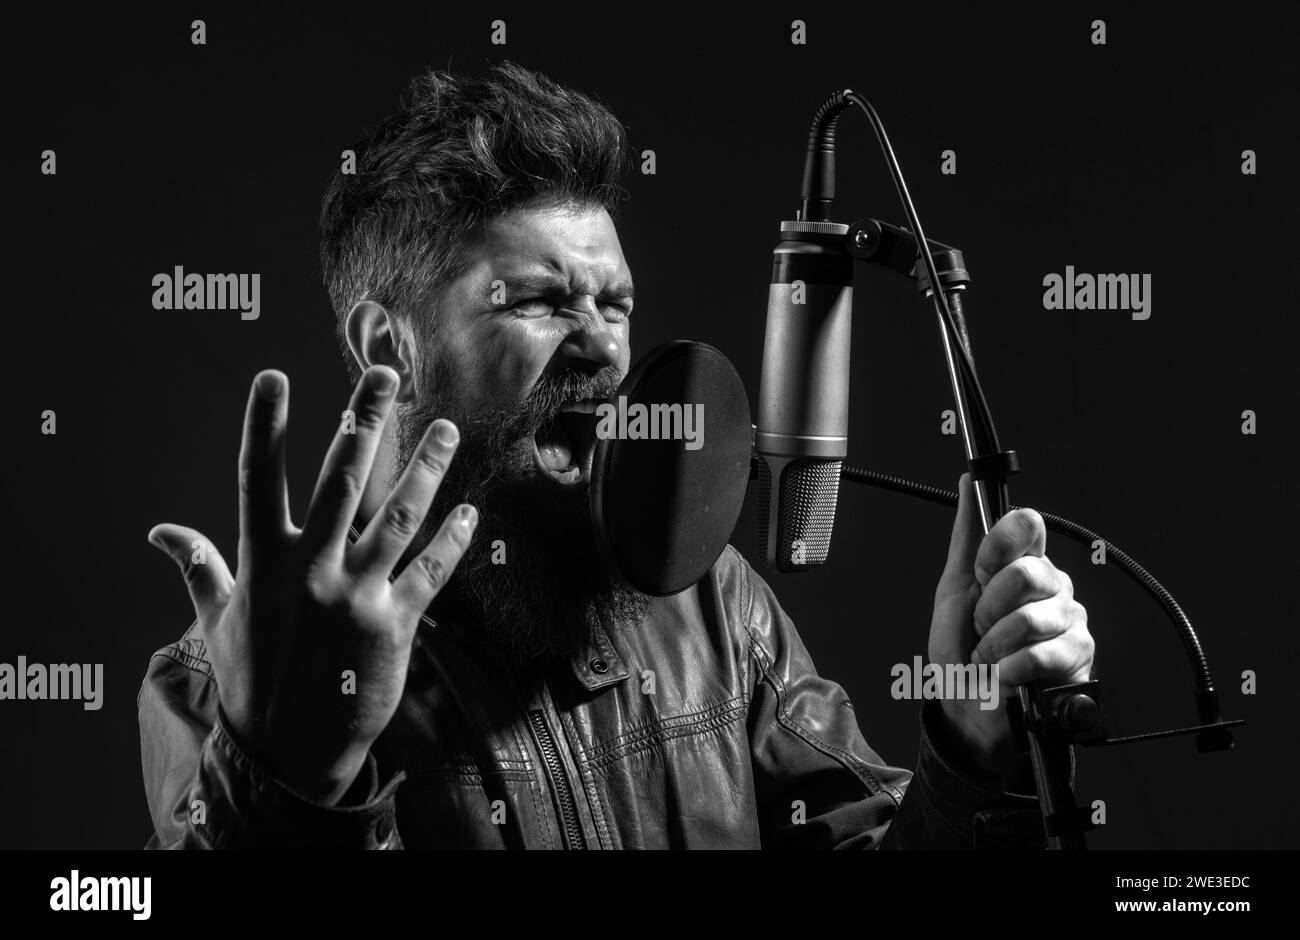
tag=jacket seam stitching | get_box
[525,775,554,851]
[582,695,746,764]
[402,769,535,784]
[407,758,531,774]
[582,704,722,757]
[739,548,896,799]
[585,702,748,772]
[506,721,554,851]
[736,545,756,708]
[745,624,893,801]
[147,648,214,680]
[585,701,744,764]
[560,709,613,848]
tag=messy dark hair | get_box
[319,61,631,382]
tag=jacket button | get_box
[589,658,609,675]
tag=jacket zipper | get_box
[528,709,586,850]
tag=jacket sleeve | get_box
[137,624,405,849]
[738,553,1051,849]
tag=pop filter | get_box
[590,341,752,596]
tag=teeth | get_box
[559,399,602,414]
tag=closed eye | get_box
[511,298,553,316]
[515,299,631,322]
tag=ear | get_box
[344,300,417,403]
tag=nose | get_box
[555,304,623,375]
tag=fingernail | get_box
[372,367,398,394]
[257,371,283,399]
[435,420,459,446]
[970,648,982,665]
[459,505,478,529]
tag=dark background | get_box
[2,2,1296,849]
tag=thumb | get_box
[935,473,983,601]
[148,523,235,616]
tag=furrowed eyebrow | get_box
[498,275,568,297]
[599,282,635,304]
[494,274,635,303]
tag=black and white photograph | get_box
[1,1,1294,921]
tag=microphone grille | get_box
[758,457,842,571]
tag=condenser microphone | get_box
[753,219,854,572]
[754,91,857,573]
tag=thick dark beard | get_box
[394,351,652,668]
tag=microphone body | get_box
[754,220,853,572]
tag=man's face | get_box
[432,198,633,483]
[394,199,649,664]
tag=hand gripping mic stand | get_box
[790,90,1243,850]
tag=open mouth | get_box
[532,399,604,487]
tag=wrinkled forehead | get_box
[470,201,632,290]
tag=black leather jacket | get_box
[138,544,1049,849]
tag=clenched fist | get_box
[928,473,1094,784]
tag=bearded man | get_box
[138,62,1093,849]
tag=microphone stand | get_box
[934,288,1085,850]
[835,225,1245,847]
[916,269,1086,849]
[828,90,1087,849]
[789,90,1240,849]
